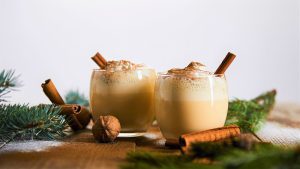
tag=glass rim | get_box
[92,67,155,72]
[157,72,225,78]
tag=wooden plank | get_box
[0,130,135,169]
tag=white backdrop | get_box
[0,0,299,105]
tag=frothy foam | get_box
[185,62,208,71]
[92,68,156,95]
[158,76,227,101]
[167,61,211,76]
[105,60,144,71]
[158,62,227,101]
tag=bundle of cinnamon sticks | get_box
[41,79,91,131]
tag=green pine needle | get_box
[122,138,300,169]
[191,139,300,169]
[123,152,220,169]
[65,90,89,107]
[219,145,300,169]
[226,90,276,132]
[0,69,68,146]
[0,104,68,141]
[0,70,21,102]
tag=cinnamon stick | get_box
[41,79,91,131]
[41,79,65,105]
[91,52,107,69]
[60,104,91,131]
[214,52,236,74]
[165,138,180,148]
[179,125,240,153]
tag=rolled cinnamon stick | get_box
[165,138,180,148]
[214,52,236,74]
[60,104,91,131]
[41,79,65,105]
[41,79,91,131]
[91,52,107,69]
[179,125,240,153]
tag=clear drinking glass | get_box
[90,68,156,136]
[155,73,228,140]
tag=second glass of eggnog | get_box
[155,62,228,140]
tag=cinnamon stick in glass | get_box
[41,79,91,130]
[214,52,236,74]
[91,52,107,69]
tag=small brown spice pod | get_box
[179,125,241,154]
[41,79,91,131]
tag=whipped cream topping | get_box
[167,62,212,76]
[105,60,144,71]
[185,62,207,71]
[159,61,227,101]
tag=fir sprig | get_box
[0,104,68,142]
[226,90,276,132]
[123,152,218,169]
[0,70,21,102]
[218,145,300,169]
[65,89,89,107]
[123,138,300,169]
[0,69,68,148]
[191,137,300,169]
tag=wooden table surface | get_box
[0,103,300,169]
[0,124,180,169]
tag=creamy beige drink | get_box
[155,62,228,139]
[90,60,156,134]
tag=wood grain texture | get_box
[0,127,179,169]
[0,142,135,169]
[0,130,135,169]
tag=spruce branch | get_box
[123,137,300,169]
[0,70,21,102]
[0,69,69,149]
[0,104,68,142]
[225,90,276,133]
[65,89,89,107]
[252,89,276,113]
[191,137,300,169]
[123,152,218,169]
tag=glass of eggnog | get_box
[90,60,156,136]
[155,62,228,140]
